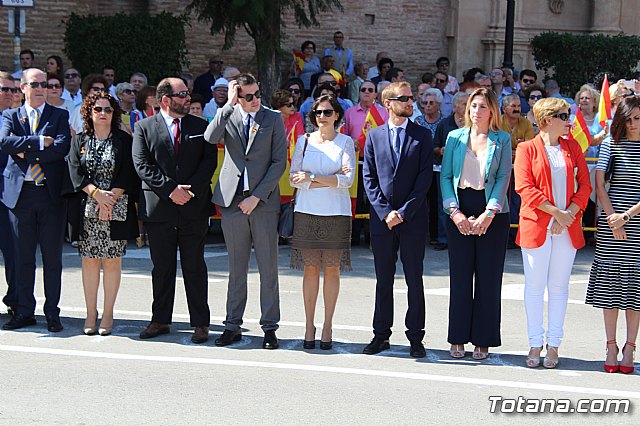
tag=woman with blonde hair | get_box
[440,88,512,360]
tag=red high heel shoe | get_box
[619,342,636,374]
[604,340,619,373]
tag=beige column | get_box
[591,0,622,34]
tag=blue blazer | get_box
[0,104,71,208]
[363,120,433,234]
[440,127,512,214]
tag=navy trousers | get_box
[0,202,18,308]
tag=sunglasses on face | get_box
[522,78,535,84]
[26,81,48,89]
[47,83,62,89]
[421,100,436,106]
[122,89,137,95]
[388,95,414,102]
[360,87,375,93]
[312,109,335,117]
[168,90,191,99]
[529,95,543,100]
[285,102,295,108]
[288,88,301,94]
[0,86,19,93]
[436,78,447,84]
[93,106,114,114]
[64,73,80,79]
[553,112,570,122]
[91,86,106,93]
[490,71,503,77]
[320,81,337,87]
[239,90,261,102]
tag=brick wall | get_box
[0,0,449,88]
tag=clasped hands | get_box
[93,189,117,221]
[451,210,494,236]
[606,212,628,240]
[169,184,194,206]
[549,208,577,235]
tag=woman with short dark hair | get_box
[289,94,356,350]
[292,40,321,95]
[68,93,139,336]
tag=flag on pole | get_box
[569,108,593,153]
[292,50,305,74]
[598,74,612,127]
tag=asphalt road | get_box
[0,236,638,425]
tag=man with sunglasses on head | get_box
[60,68,83,109]
[362,81,433,358]
[204,73,287,349]
[133,77,216,344]
[517,69,538,114]
[0,68,71,332]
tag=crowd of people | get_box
[0,37,638,374]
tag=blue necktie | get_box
[393,127,402,164]
[244,115,252,141]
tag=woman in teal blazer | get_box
[440,88,512,360]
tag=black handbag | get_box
[278,134,309,239]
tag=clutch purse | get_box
[85,194,128,222]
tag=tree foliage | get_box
[63,12,190,85]
[187,0,343,98]
[531,32,640,94]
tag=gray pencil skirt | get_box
[290,212,352,272]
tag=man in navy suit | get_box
[362,81,433,358]
[0,68,71,332]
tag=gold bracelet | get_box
[90,187,99,198]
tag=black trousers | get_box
[351,160,369,243]
[371,224,427,342]
[445,188,509,347]
[0,202,18,308]
[145,217,210,327]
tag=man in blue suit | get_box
[362,81,433,358]
[0,68,71,332]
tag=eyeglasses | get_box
[168,91,191,99]
[0,86,18,93]
[284,102,295,108]
[528,95,543,100]
[320,81,337,87]
[91,86,106,93]
[360,87,375,93]
[522,78,535,84]
[93,106,114,114]
[421,100,436,105]
[288,88,301,94]
[239,90,261,102]
[122,89,137,95]
[436,78,447,84]
[552,112,570,122]
[47,84,62,89]
[64,73,80,79]
[26,81,48,89]
[490,71,503,77]
[388,95,414,102]
[312,109,335,117]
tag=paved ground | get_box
[0,233,638,425]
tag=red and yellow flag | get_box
[292,50,305,74]
[569,108,593,153]
[357,106,386,147]
[328,68,346,86]
[598,74,612,127]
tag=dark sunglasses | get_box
[285,102,295,108]
[122,89,137,95]
[239,90,262,102]
[312,109,335,117]
[91,86,106,93]
[421,100,436,106]
[0,86,18,93]
[168,90,191,99]
[64,73,80,79]
[553,112,570,122]
[522,78,535,84]
[436,78,447,84]
[288,88,301,94]
[47,83,62,89]
[322,81,337,87]
[93,106,114,114]
[529,95,543,100]
[26,81,48,89]
[388,95,414,102]
[360,87,375,93]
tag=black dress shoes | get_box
[363,337,390,355]
[409,341,427,358]
[46,315,64,333]
[6,306,15,318]
[303,340,315,349]
[2,314,37,330]
[139,322,170,339]
[263,330,279,349]
[191,326,210,344]
[215,329,242,346]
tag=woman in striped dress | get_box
[587,95,640,374]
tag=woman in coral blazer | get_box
[514,97,591,369]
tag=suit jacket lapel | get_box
[378,123,394,169]
[246,107,263,154]
[19,106,30,135]
[154,114,176,161]
[395,123,411,173]
[38,104,52,134]
[484,130,498,179]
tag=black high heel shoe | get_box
[303,326,316,349]
[320,328,332,350]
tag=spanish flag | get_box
[598,74,612,127]
[292,50,305,74]
[569,108,593,153]
[328,68,346,86]
[357,106,386,151]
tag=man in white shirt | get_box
[60,68,83,109]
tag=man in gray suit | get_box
[204,73,287,349]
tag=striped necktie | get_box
[29,109,45,185]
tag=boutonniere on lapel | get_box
[81,145,86,155]
[251,126,257,133]
[19,116,26,124]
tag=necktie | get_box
[244,115,252,141]
[393,127,402,163]
[29,109,44,185]
[172,118,180,155]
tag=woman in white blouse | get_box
[289,94,356,350]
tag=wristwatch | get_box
[309,173,316,181]
[623,212,631,223]
[486,210,495,218]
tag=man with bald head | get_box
[133,77,217,343]
[0,68,71,331]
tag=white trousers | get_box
[521,231,577,348]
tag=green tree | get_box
[187,0,343,100]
